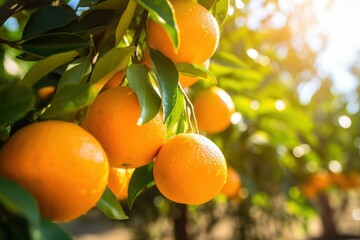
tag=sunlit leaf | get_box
[58,56,92,91]
[21,51,79,87]
[128,162,155,209]
[126,64,161,125]
[41,84,98,119]
[198,0,217,10]
[136,0,179,49]
[213,0,229,25]
[115,0,137,46]
[0,84,35,128]
[22,6,77,40]
[96,187,128,220]
[89,46,135,89]
[149,49,178,122]
[176,62,217,84]
[0,177,40,226]
[166,86,185,136]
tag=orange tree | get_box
[0,0,230,239]
[1,0,360,240]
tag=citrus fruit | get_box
[153,133,227,204]
[81,86,167,168]
[193,86,235,134]
[300,171,332,199]
[107,167,135,201]
[147,0,219,64]
[102,70,125,90]
[36,86,56,102]
[0,120,109,222]
[221,166,241,198]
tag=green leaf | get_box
[211,51,249,68]
[136,0,179,49]
[41,84,98,119]
[176,62,217,85]
[21,51,79,87]
[0,84,35,128]
[80,0,128,20]
[213,0,229,25]
[89,46,135,88]
[126,64,161,125]
[166,86,185,131]
[58,56,92,91]
[128,162,155,209]
[21,33,88,57]
[115,0,137,46]
[149,49,178,122]
[96,187,128,220]
[77,0,101,8]
[198,0,217,10]
[30,219,72,240]
[22,6,77,40]
[0,177,40,227]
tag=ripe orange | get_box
[221,166,241,198]
[153,133,227,204]
[81,86,167,168]
[102,70,125,90]
[107,167,135,201]
[147,0,219,64]
[300,171,332,199]
[0,120,109,222]
[193,86,235,134]
[36,86,56,102]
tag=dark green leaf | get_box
[198,0,217,10]
[21,33,88,57]
[80,0,128,20]
[176,62,217,84]
[96,187,128,220]
[136,0,179,49]
[41,84,98,119]
[126,64,161,125]
[149,49,178,122]
[22,51,79,87]
[0,84,35,128]
[22,6,77,40]
[58,56,92,91]
[0,177,40,226]
[30,219,72,240]
[89,46,135,88]
[213,0,229,25]
[128,162,155,209]
[77,0,101,8]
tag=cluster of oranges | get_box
[0,0,241,223]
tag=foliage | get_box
[0,0,359,239]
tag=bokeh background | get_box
[1,0,360,239]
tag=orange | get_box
[81,86,167,168]
[193,86,235,134]
[221,166,241,198]
[102,70,125,90]
[0,120,109,222]
[300,171,332,199]
[37,86,56,102]
[147,0,219,64]
[107,167,135,201]
[153,133,227,204]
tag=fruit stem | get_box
[179,84,199,134]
